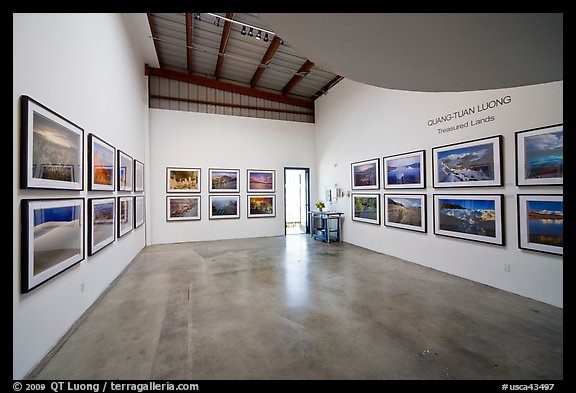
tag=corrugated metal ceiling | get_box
[148,12,342,101]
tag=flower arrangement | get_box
[315,200,326,211]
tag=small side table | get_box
[309,211,344,243]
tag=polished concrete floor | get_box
[30,235,563,380]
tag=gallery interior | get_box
[13,13,563,380]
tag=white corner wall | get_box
[314,79,563,308]
[13,14,148,379]
[149,109,316,245]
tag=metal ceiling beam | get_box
[147,13,162,68]
[312,75,344,100]
[281,60,314,96]
[145,65,314,109]
[215,13,235,80]
[185,13,194,74]
[250,36,281,88]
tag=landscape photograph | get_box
[135,196,145,227]
[210,196,239,218]
[437,198,496,238]
[210,169,239,191]
[118,197,133,236]
[92,200,114,246]
[385,151,424,187]
[436,142,495,184]
[118,151,133,191]
[92,140,114,187]
[352,194,380,224]
[168,197,200,220]
[526,200,563,247]
[135,161,144,191]
[248,196,275,217]
[32,204,82,275]
[352,159,379,189]
[385,195,424,231]
[248,170,274,191]
[32,112,80,182]
[168,168,200,192]
[524,130,563,180]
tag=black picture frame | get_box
[21,198,85,293]
[432,135,503,188]
[351,158,380,190]
[166,167,201,193]
[88,133,115,191]
[117,150,133,192]
[166,196,201,221]
[247,169,276,193]
[117,196,134,237]
[383,194,427,233]
[20,95,84,190]
[209,168,240,193]
[209,195,240,219]
[515,124,563,186]
[351,193,381,225]
[517,194,563,255]
[134,195,145,228]
[247,195,276,218]
[88,197,115,256]
[134,159,145,192]
[383,150,426,189]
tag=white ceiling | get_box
[258,13,563,92]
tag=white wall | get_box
[13,14,148,379]
[314,79,563,308]
[149,109,316,244]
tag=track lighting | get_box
[194,13,201,21]
[255,30,262,40]
[214,17,220,27]
[263,33,269,42]
[241,25,246,35]
[248,27,254,37]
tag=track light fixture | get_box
[214,17,220,27]
[255,30,262,40]
[241,25,246,35]
[263,32,269,42]
[248,27,254,37]
[204,13,277,43]
[194,13,201,21]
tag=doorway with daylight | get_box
[284,168,310,235]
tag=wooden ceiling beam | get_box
[282,60,315,95]
[312,75,344,100]
[145,66,314,109]
[185,13,194,74]
[250,36,281,88]
[215,13,235,80]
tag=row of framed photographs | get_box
[21,196,145,294]
[351,193,563,256]
[166,167,275,193]
[20,95,144,192]
[351,124,563,190]
[167,195,276,221]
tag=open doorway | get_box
[284,168,309,235]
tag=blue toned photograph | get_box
[527,200,563,247]
[524,130,563,180]
[438,198,496,237]
[437,143,495,183]
[384,150,425,188]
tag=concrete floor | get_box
[30,235,563,380]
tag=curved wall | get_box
[314,79,563,307]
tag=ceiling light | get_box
[255,30,262,40]
[263,33,269,42]
[194,13,201,21]
[241,25,246,35]
[214,17,220,27]
[248,27,254,37]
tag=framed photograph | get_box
[432,135,502,188]
[351,158,380,190]
[134,160,144,192]
[134,195,145,228]
[117,150,133,191]
[517,194,562,255]
[167,196,201,221]
[433,194,504,246]
[351,193,381,225]
[88,133,115,191]
[209,168,240,192]
[247,195,276,218]
[117,196,134,237]
[515,124,563,186]
[383,150,425,189]
[20,95,84,190]
[88,197,115,256]
[209,195,240,219]
[384,194,427,233]
[166,167,201,193]
[21,198,84,293]
[247,169,275,193]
